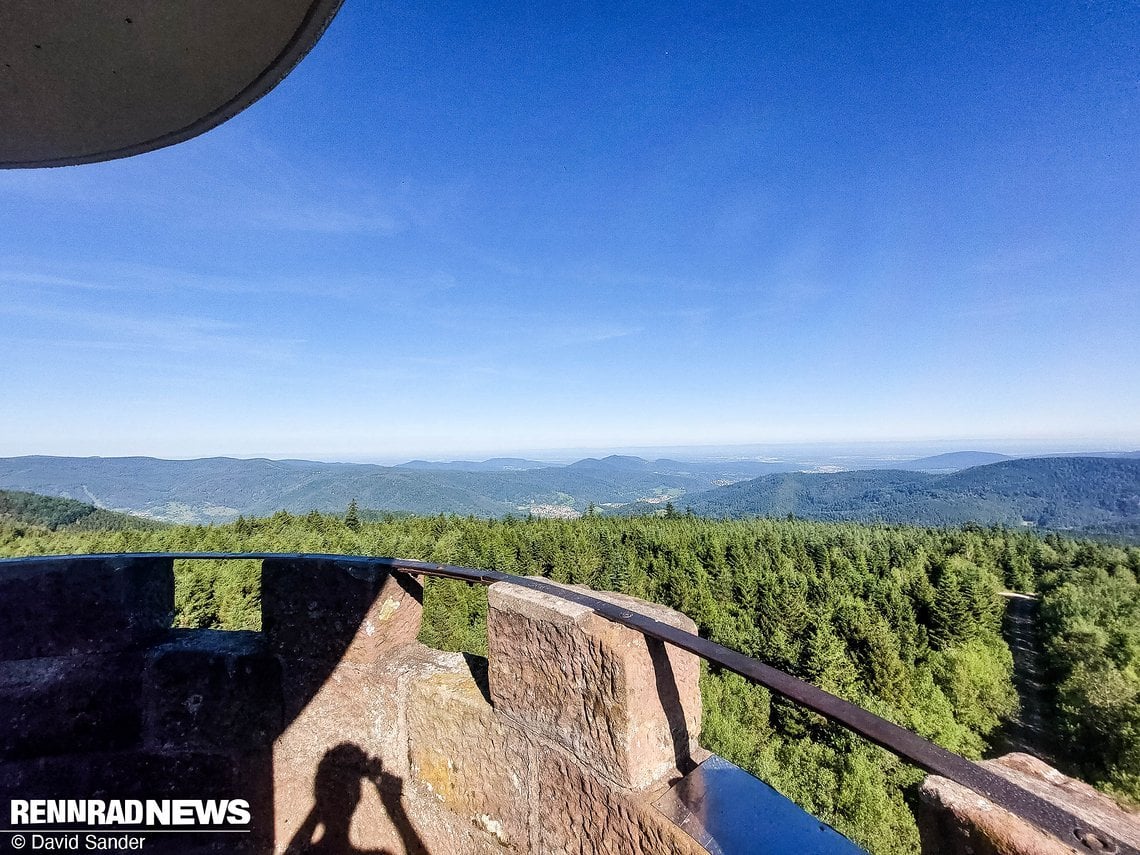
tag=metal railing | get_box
[3,552,1133,855]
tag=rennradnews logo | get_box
[11,799,250,826]
[6,799,251,850]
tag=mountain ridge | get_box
[677,457,1140,532]
[0,452,1136,534]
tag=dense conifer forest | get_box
[2,509,1137,853]
[1038,544,1140,803]
[0,488,164,531]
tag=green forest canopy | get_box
[0,488,164,531]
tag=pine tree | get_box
[344,498,361,532]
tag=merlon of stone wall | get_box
[487,579,703,790]
[919,753,1140,855]
[0,555,173,660]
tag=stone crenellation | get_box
[0,554,806,855]
[4,554,1125,855]
[918,753,1140,855]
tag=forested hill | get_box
[0,489,163,531]
[1,454,1137,533]
[678,457,1140,533]
[0,454,799,523]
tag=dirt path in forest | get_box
[989,591,1054,762]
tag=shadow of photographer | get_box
[284,743,427,855]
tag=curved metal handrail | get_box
[2,552,1131,855]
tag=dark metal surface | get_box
[654,755,867,855]
[2,552,1134,855]
[0,0,344,168]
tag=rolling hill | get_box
[0,454,794,523]
[677,457,1140,531]
[888,451,1011,472]
[0,489,165,531]
[0,453,1136,534]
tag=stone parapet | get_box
[398,644,708,855]
[407,650,528,848]
[274,573,711,854]
[918,753,1140,855]
[144,630,283,752]
[0,554,859,855]
[261,556,424,663]
[486,579,702,790]
[0,555,173,660]
[0,652,144,760]
[270,560,425,852]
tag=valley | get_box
[0,452,1137,537]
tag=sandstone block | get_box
[918,753,1140,855]
[407,650,529,850]
[0,653,143,759]
[273,656,406,851]
[273,643,506,855]
[534,748,704,855]
[145,630,282,751]
[487,579,701,790]
[262,558,423,663]
[0,555,173,660]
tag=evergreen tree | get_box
[344,498,361,531]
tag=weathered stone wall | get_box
[273,575,713,854]
[0,556,272,853]
[0,556,744,854]
[919,753,1140,855]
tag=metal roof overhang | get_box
[0,1,344,168]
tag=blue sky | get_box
[2,0,1138,460]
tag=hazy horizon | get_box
[2,435,1137,468]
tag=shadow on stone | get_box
[461,653,492,706]
[0,556,426,853]
[284,743,427,855]
[647,637,697,776]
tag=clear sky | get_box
[2,0,1138,461]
